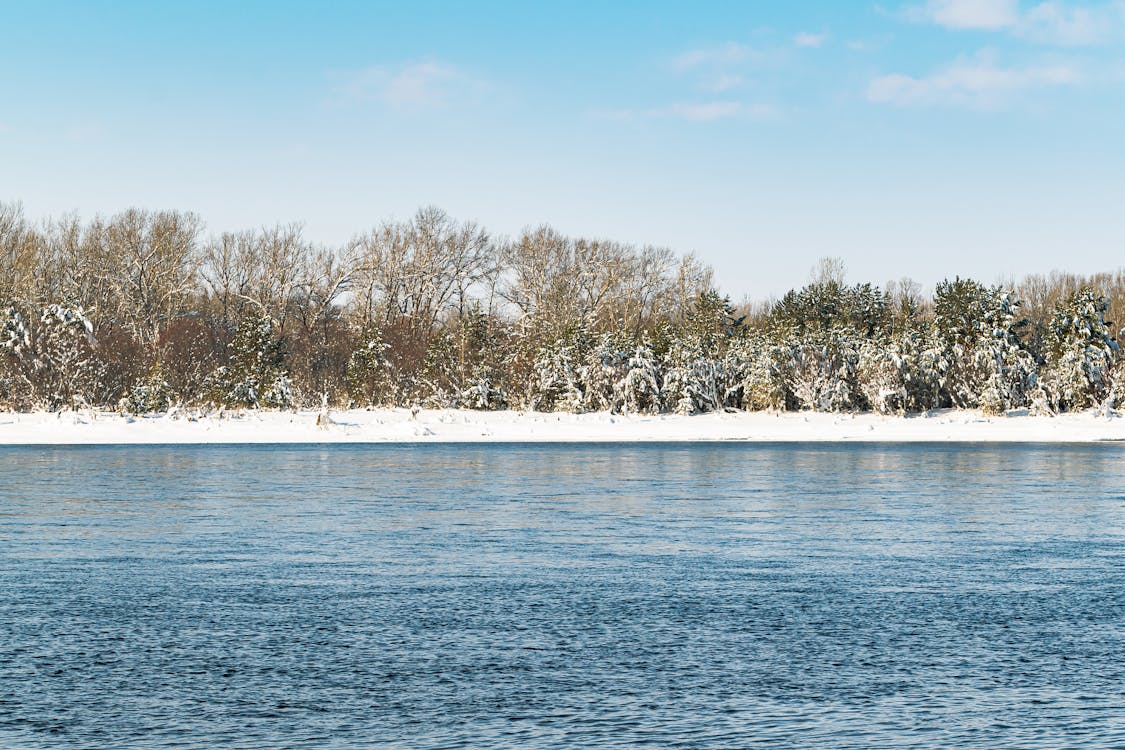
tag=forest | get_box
[1,202,1122,416]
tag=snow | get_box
[0,408,1122,444]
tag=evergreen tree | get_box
[1035,288,1120,411]
[529,328,591,412]
[723,334,787,411]
[120,361,174,414]
[615,343,662,414]
[206,310,293,409]
[933,279,1035,413]
[1,304,102,410]
[346,324,395,407]
[661,291,740,414]
[782,327,863,412]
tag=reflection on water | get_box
[2,443,1124,748]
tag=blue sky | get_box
[1,0,1122,299]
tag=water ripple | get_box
[1,443,1124,748]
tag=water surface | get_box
[2,443,1124,748]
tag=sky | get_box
[1,0,1123,300]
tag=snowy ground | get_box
[0,408,1123,444]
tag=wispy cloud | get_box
[905,0,1125,45]
[664,101,745,121]
[867,49,1082,107]
[909,0,1020,30]
[598,101,781,123]
[671,42,755,72]
[330,59,488,110]
[793,31,829,48]
[1019,1,1125,44]
[669,42,767,92]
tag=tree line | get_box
[1,202,1121,415]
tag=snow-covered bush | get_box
[457,366,508,410]
[120,362,174,414]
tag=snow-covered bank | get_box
[0,408,1123,444]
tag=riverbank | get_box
[0,407,1122,444]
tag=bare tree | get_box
[99,209,202,347]
[350,206,495,336]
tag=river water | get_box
[2,443,1124,748]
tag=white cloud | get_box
[596,101,781,123]
[331,59,485,110]
[794,31,829,47]
[664,101,744,121]
[906,0,1125,45]
[671,42,754,72]
[867,50,1082,107]
[1020,1,1125,44]
[915,0,1020,29]
[669,42,769,92]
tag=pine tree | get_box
[529,328,590,412]
[580,334,628,412]
[723,334,786,411]
[933,280,1035,413]
[1035,288,1120,411]
[1,304,102,410]
[120,361,174,414]
[782,328,863,412]
[661,291,740,414]
[616,343,662,414]
[206,311,293,409]
[346,324,395,407]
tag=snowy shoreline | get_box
[0,407,1123,445]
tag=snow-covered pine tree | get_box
[857,336,907,415]
[415,329,458,407]
[346,324,396,407]
[206,310,293,409]
[722,333,786,411]
[450,308,507,410]
[615,342,662,414]
[579,333,628,412]
[120,361,174,414]
[661,291,741,414]
[528,328,590,412]
[933,279,1035,413]
[782,327,863,412]
[1,303,102,410]
[1034,288,1120,412]
[854,328,945,415]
